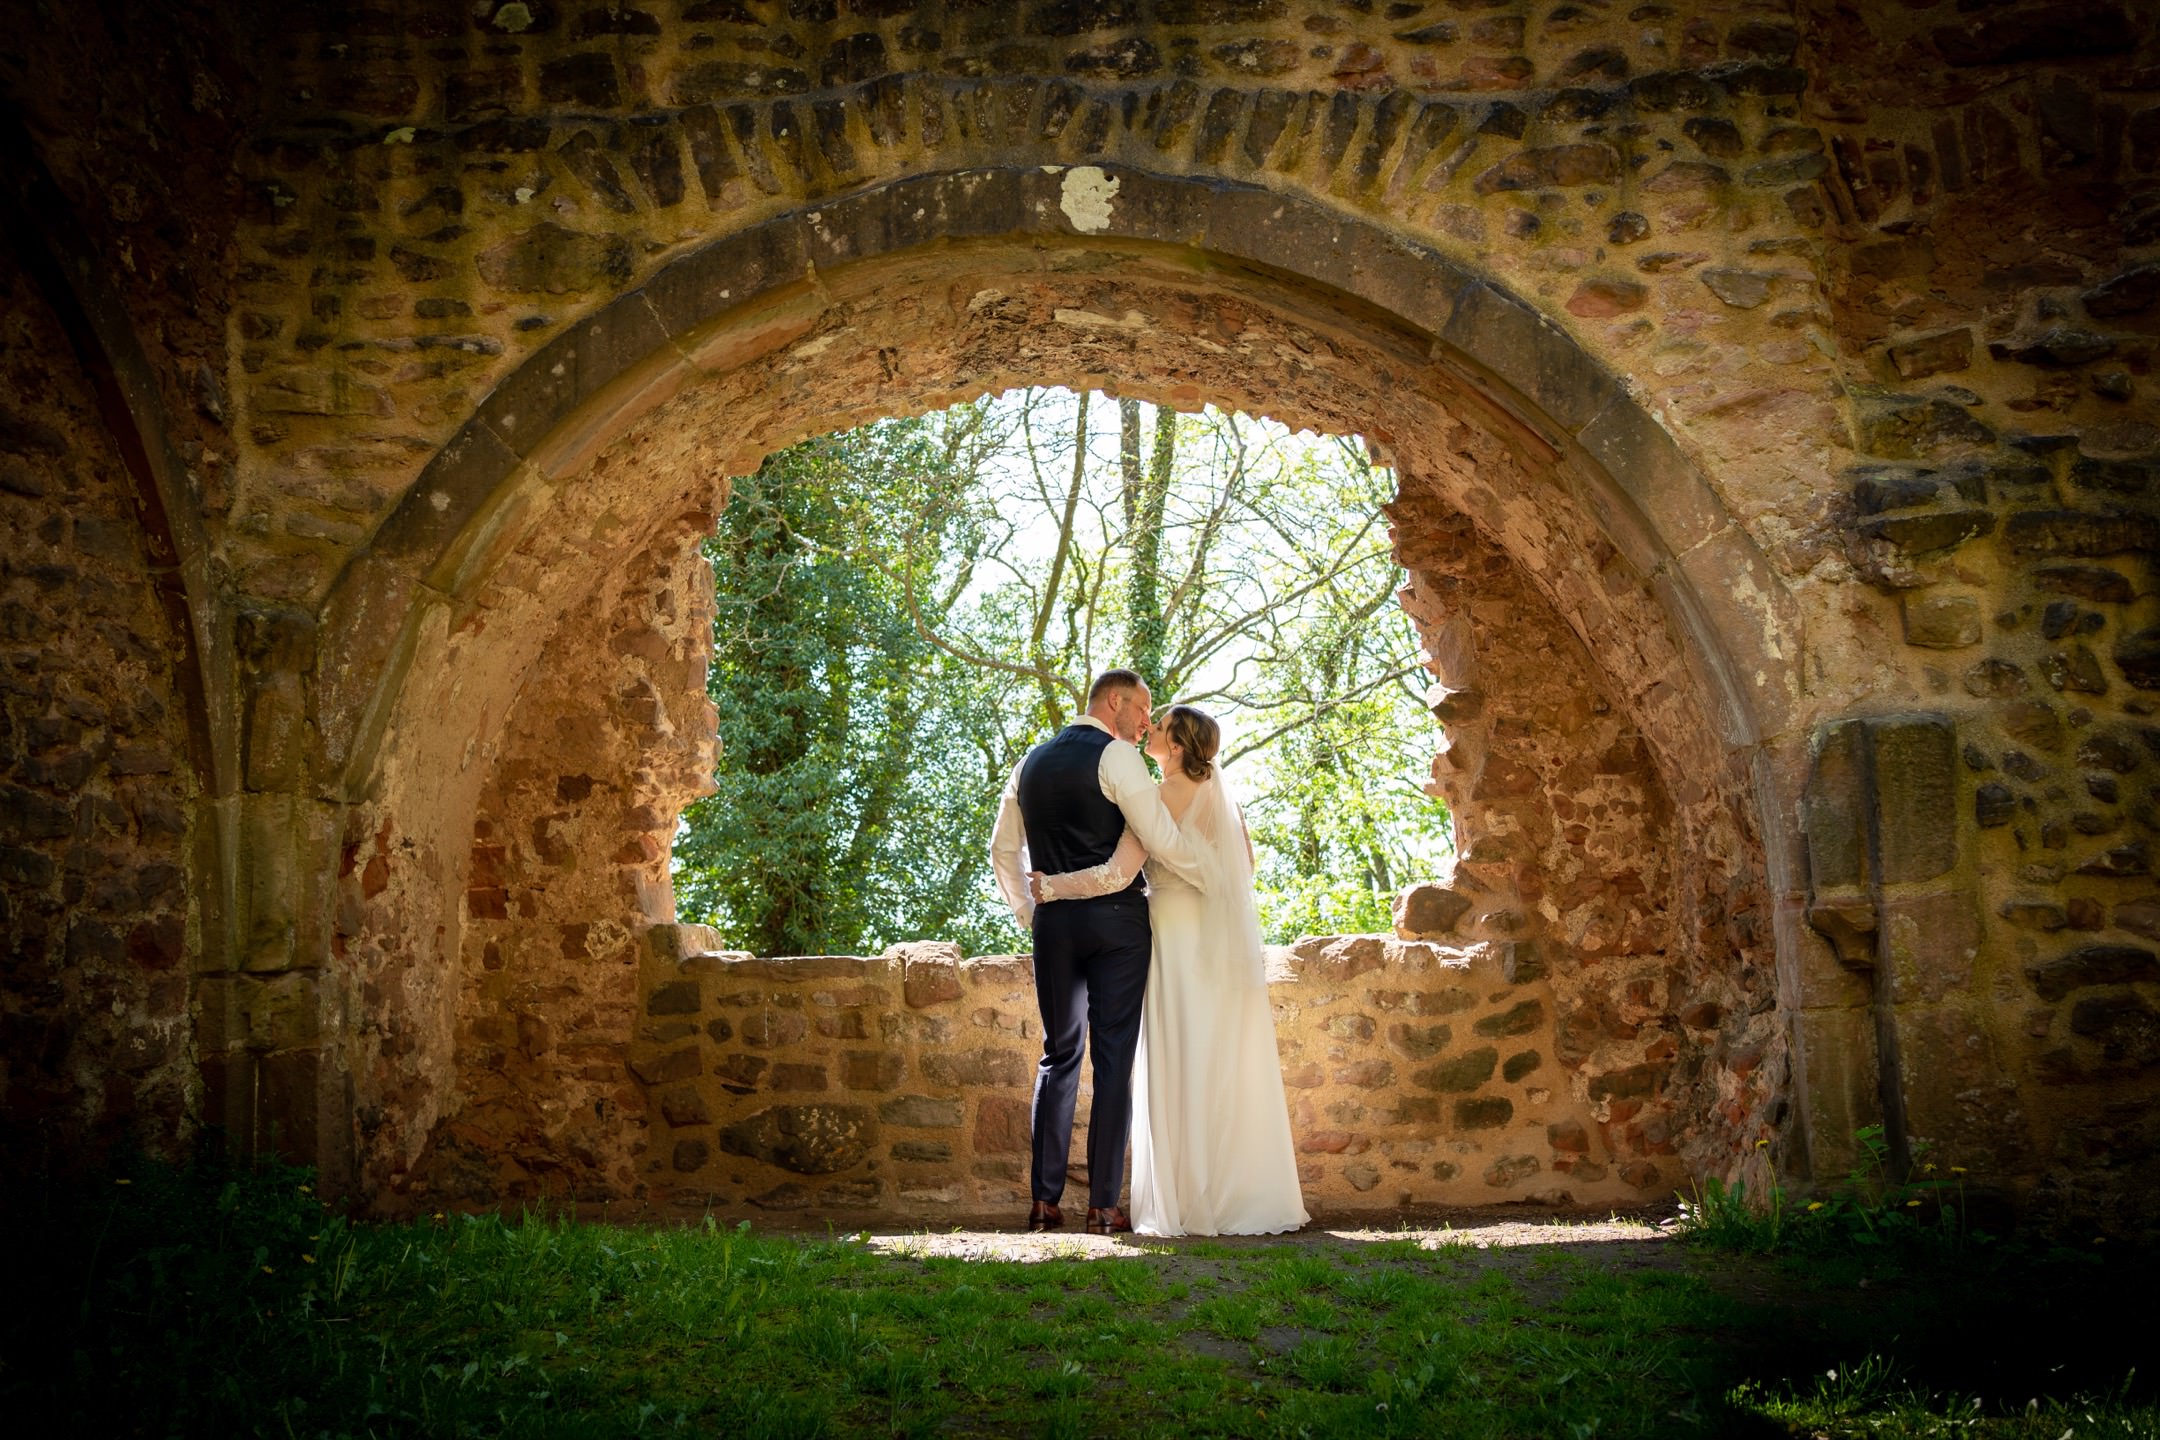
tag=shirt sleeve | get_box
[988,759,1034,928]
[1036,829,1148,902]
[1097,741,1209,891]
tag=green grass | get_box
[1,1157,2154,1438]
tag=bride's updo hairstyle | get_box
[1162,705,1220,782]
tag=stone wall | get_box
[0,245,198,1169]
[515,927,1639,1221]
[1,0,2157,1233]
[1387,501,1782,1200]
[410,523,718,1203]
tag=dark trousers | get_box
[1029,893,1151,1210]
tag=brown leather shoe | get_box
[1084,1205,1133,1235]
[1027,1200,1064,1232]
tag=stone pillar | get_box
[1803,713,1997,1182]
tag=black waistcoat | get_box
[1016,725,1145,897]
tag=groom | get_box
[990,669,1206,1234]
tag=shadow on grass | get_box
[1,1157,2151,1438]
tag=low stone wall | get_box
[633,927,1665,1221]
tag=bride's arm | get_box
[1029,829,1149,903]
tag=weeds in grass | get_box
[1677,1124,1993,1261]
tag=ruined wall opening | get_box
[313,177,1792,1220]
[661,389,1454,960]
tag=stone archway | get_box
[282,169,1803,1211]
[15,1,2151,1228]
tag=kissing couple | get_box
[990,669,1308,1237]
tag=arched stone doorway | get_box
[271,170,1803,1212]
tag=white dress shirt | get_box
[989,716,1208,927]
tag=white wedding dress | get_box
[1036,774,1309,1237]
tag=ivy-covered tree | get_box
[672,410,1026,957]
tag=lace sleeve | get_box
[1033,829,1148,903]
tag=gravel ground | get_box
[849,1205,1682,1264]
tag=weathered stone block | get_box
[740,1011,809,1047]
[2035,566,2135,604]
[1500,940,1549,984]
[1394,882,1472,938]
[1386,1022,1451,1060]
[2025,944,2157,1001]
[1547,1119,1590,1154]
[891,1140,952,1163]
[1299,1130,1369,1155]
[2075,843,2150,878]
[1443,282,1617,434]
[1882,889,1981,1004]
[1887,329,1973,380]
[647,979,700,1015]
[2116,897,2160,941]
[840,1051,903,1091]
[720,1105,874,1174]
[714,1053,767,1089]
[1335,1059,1395,1088]
[878,1094,962,1128]
[1975,783,2017,827]
[1416,1047,1498,1092]
[974,1096,1032,1154]
[1455,1097,1513,1130]
[921,1049,1028,1088]
[2114,629,2160,690]
[1852,392,1993,458]
[1872,715,1957,883]
[477,222,633,296]
[1803,719,1869,890]
[657,1088,710,1127]
[630,1046,701,1085]
[1901,594,1982,649]
[770,1063,828,1091]
[1473,1000,1544,1037]
[1588,1062,1668,1102]
[896,940,965,1007]
[2068,995,2160,1067]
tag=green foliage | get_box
[1677,1126,1992,1261]
[673,412,1029,957]
[1674,1174,1787,1254]
[672,392,1453,955]
[5,1158,2156,1438]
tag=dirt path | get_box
[851,1203,1685,1268]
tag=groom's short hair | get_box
[1087,669,1146,707]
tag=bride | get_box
[1030,704,1308,1237]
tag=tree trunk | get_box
[1031,390,1090,728]
[1128,404,1174,686]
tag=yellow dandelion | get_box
[299,1184,312,1194]
[1950,1167,1967,1175]
[1906,1199,1921,1208]
[114,1178,132,1186]
[1755,1139,1768,1148]
[302,1254,316,1264]
[261,1264,275,1274]
[1807,1202,1825,1212]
